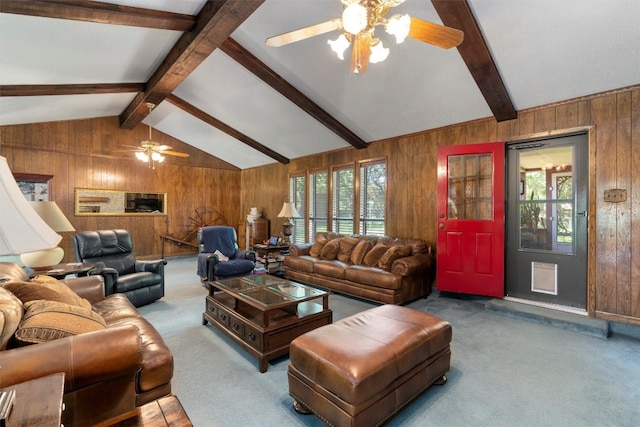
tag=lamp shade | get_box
[277,202,300,218]
[28,201,75,232]
[0,156,61,256]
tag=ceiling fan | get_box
[265,0,464,74]
[120,102,190,169]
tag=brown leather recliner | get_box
[0,262,173,426]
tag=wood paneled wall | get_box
[1,116,241,260]
[240,86,640,325]
[1,86,638,324]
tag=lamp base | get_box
[20,247,64,269]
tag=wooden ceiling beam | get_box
[166,95,290,165]
[0,0,196,31]
[220,38,368,150]
[432,0,517,122]
[119,0,264,130]
[0,83,144,97]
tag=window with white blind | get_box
[289,174,305,244]
[332,166,354,234]
[359,160,386,236]
[288,160,386,241]
[308,170,328,241]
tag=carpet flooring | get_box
[138,256,640,426]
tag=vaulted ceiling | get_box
[1,0,639,169]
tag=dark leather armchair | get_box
[197,226,256,282]
[73,229,166,307]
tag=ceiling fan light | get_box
[369,40,389,63]
[386,14,411,43]
[151,151,164,162]
[342,4,368,35]
[136,151,149,162]
[328,34,351,60]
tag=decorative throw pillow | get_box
[15,300,107,345]
[377,245,412,270]
[363,243,388,267]
[320,238,341,260]
[309,234,329,258]
[350,240,372,265]
[337,236,359,263]
[0,287,23,350]
[4,278,91,310]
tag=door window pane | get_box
[448,153,492,220]
[518,146,574,253]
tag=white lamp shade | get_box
[20,247,64,269]
[29,201,75,232]
[277,202,301,218]
[0,156,61,256]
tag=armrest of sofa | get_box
[290,243,313,256]
[0,324,143,390]
[60,275,106,304]
[391,253,435,277]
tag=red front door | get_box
[436,142,505,297]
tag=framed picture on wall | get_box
[13,173,53,201]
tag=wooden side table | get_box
[96,395,192,427]
[30,262,95,279]
[0,373,65,427]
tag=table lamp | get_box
[0,156,61,260]
[20,201,75,269]
[277,202,300,245]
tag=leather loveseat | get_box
[284,232,435,305]
[0,262,173,426]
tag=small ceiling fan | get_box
[119,102,190,169]
[265,0,464,74]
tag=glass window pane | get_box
[448,153,492,220]
[359,162,385,236]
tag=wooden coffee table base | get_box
[203,292,332,373]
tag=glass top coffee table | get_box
[203,275,332,372]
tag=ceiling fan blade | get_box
[160,150,190,158]
[408,17,464,49]
[350,33,371,74]
[155,145,173,151]
[266,18,342,47]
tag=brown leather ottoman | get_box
[288,304,452,427]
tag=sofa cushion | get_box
[345,266,403,290]
[378,245,412,270]
[350,240,372,265]
[3,277,91,310]
[15,299,107,345]
[315,260,348,280]
[0,287,23,349]
[363,243,388,267]
[337,236,359,263]
[320,238,341,260]
[92,293,142,324]
[283,255,317,274]
[309,234,329,258]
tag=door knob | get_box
[439,223,445,230]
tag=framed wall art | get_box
[13,173,53,201]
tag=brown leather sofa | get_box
[0,262,173,426]
[284,232,434,305]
